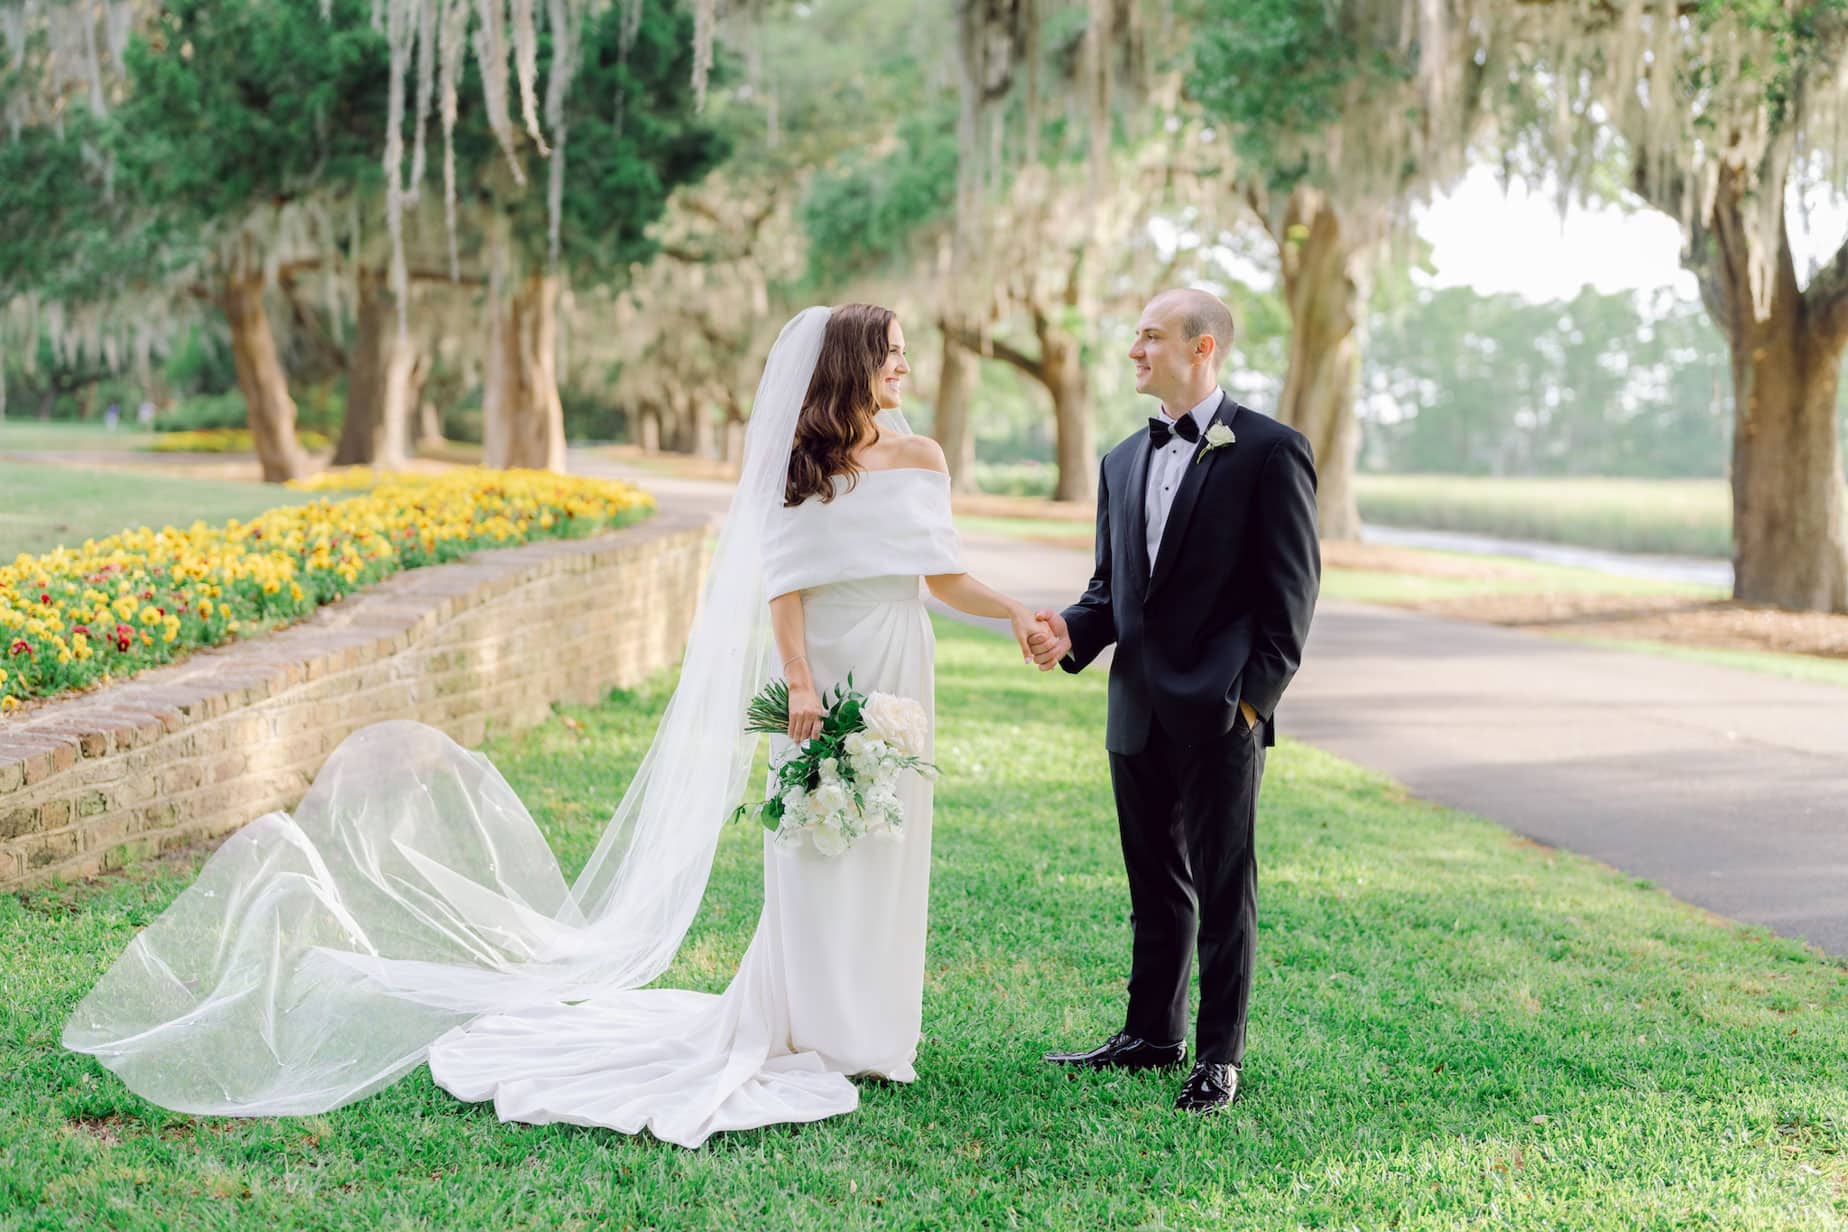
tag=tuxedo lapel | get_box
[1147,393,1235,598]
[1124,432,1155,595]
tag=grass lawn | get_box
[0,421,160,455]
[5,618,1846,1229]
[0,461,331,560]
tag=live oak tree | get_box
[1189,0,1848,610]
[0,0,395,480]
[1185,0,1506,540]
[0,3,200,427]
[1521,0,1848,611]
[2,0,720,478]
[802,0,1167,503]
[934,0,1158,503]
[444,0,726,469]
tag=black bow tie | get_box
[1148,414,1201,449]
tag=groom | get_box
[1028,288,1320,1114]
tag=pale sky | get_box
[1417,164,1848,302]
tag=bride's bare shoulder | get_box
[851,433,948,475]
[891,434,948,475]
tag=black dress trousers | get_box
[1107,710,1265,1067]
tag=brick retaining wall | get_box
[0,513,711,889]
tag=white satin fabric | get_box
[426,569,939,1147]
[761,467,963,600]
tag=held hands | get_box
[1008,607,1049,666]
[1026,609,1072,672]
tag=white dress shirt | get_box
[1144,387,1223,570]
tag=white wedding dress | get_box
[62,308,969,1150]
[426,469,961,1146]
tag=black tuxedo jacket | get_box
[1060,393,1320,755]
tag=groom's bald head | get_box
[1132,289,1236,408]
[1148,289,1235,369]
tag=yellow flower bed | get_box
[0,468,654,714]
[147,428,334,453]
[287,465,393,493]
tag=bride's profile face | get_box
[873,319,910,410]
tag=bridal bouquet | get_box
[733,675,937,856]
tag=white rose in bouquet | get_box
[737,676,939,857]
[863,692,930,758]
[811,822,849,857]
[812,782,850,816]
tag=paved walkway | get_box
[571,450,1848,956]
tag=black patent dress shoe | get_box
[1173,1061,1239,1113]
[1043,1031,1187,1072]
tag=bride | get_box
[64,304,1050,1149]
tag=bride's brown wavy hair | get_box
[784,303,896,507]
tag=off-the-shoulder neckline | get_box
[853,465,950,479]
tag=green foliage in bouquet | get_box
[732,674,935,838]
[734,675,864,831]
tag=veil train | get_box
[64,307,844,1116]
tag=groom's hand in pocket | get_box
[1028,610,1072,671]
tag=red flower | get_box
[9,639,31,657]
[39,592,51,604]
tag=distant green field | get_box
[954,514,1092,550]
[0,460,326,560]
[1356,474,1735,558]
[966,470,1743,559]
[1319,560,1721,604]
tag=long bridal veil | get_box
[64,307,836,1116]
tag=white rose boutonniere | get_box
[1195,421,1237,465]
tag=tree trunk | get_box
[1041,324,1096,504]
[637,402,662,452]
[416,380,444,449]
[482,273,566,471]
[219,275,308,483]
[666,388,714,457]
[335,270,416,469]
[1697,169,1848,612]
[1274,186,1370,541]
[934,322,979,493]
[690,398,716,458]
